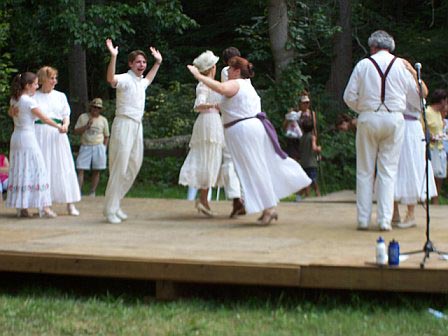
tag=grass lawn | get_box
[1,274,448,335]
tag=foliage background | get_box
[1,0,448,194]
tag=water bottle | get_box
[388,239,400,266]
[376,237,387,265]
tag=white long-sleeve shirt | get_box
[343,50,420,114]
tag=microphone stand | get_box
[401,63,447,269]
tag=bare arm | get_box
[103,136,109,146]
[73,118,92,135]
[31,107,63,132]
[106,39,119,87]
[403,59,429,98]
[187,65,239,98]
[311,134,321,153]
[145,47,162,85]
[8,105,18,117]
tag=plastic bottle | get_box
[388,239,400,266]
[428,308,446,319]
[376,236,387,265]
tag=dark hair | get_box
[222,47,241,65]
[300,115,314,133]
[429,89,448,105]
[335,113,352,127]
[10,72,37,101]
[128,50,147,63]
[228,56,254,79]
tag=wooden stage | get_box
[1,192,448,296]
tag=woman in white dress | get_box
[34,66,81,216]
[393,61,437,228]
[6,72,61,218]
[187,56,311,224]
[179,51,224,216]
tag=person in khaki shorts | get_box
[74,98,110,197]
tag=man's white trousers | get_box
[104,117,143,216]
[356,112,404,226]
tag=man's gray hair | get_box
[368,30,395,52]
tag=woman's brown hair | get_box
[228,56,254,79]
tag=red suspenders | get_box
[367,56,398,112]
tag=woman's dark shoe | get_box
[229,198,246,218]
[260,211,278,225]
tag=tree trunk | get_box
[268,0,295,81]
[67,1,88,123]
[326,0,352,110]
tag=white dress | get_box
[34,90,81,204]
[179,82,224,189]
[220,79,311,214]
[394,108,437,204]
[6,95,52,209]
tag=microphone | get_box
[415,62,422,79]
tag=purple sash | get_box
[223,112,288,159]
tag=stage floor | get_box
[1,193,448,293]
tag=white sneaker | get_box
[106,213,122,224]
[116,209,128,221]
[88,191,96,197]
[357,221,369,231]
[67,204,80,216]
[379,222,392,231]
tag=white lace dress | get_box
[6,95,52,209]
[34,90,81,204]
[179,82,224,189]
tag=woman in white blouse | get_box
[34,66,81,216]
[179,51,224,216]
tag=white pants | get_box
[104,117,143,216]
[356,112,404,226]
[219,143,242,199]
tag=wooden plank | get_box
[299,265,448,293]
[0,252,301,287]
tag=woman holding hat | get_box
[179,51,224,216]
[34,66,81,216]
[74,98,110,197]
[187,56,311,224]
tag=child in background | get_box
[74,98,110,197]
[283,111,302,139]
[0,154,9,200]
[298,115,321,198]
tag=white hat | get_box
[300,95,310,103]
[193,50,219,73]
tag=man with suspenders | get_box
[343,30,420,231]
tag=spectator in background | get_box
[425,89,448,204]
[74,98,110,197]
[0,153,9,200]
[298,115,322,198]
[335,113,357,132]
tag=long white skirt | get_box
[225,118,311,214]
[6,129,52,209]
[179,113,224,189]
[394,120,437,204]
[35,124,81,203]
